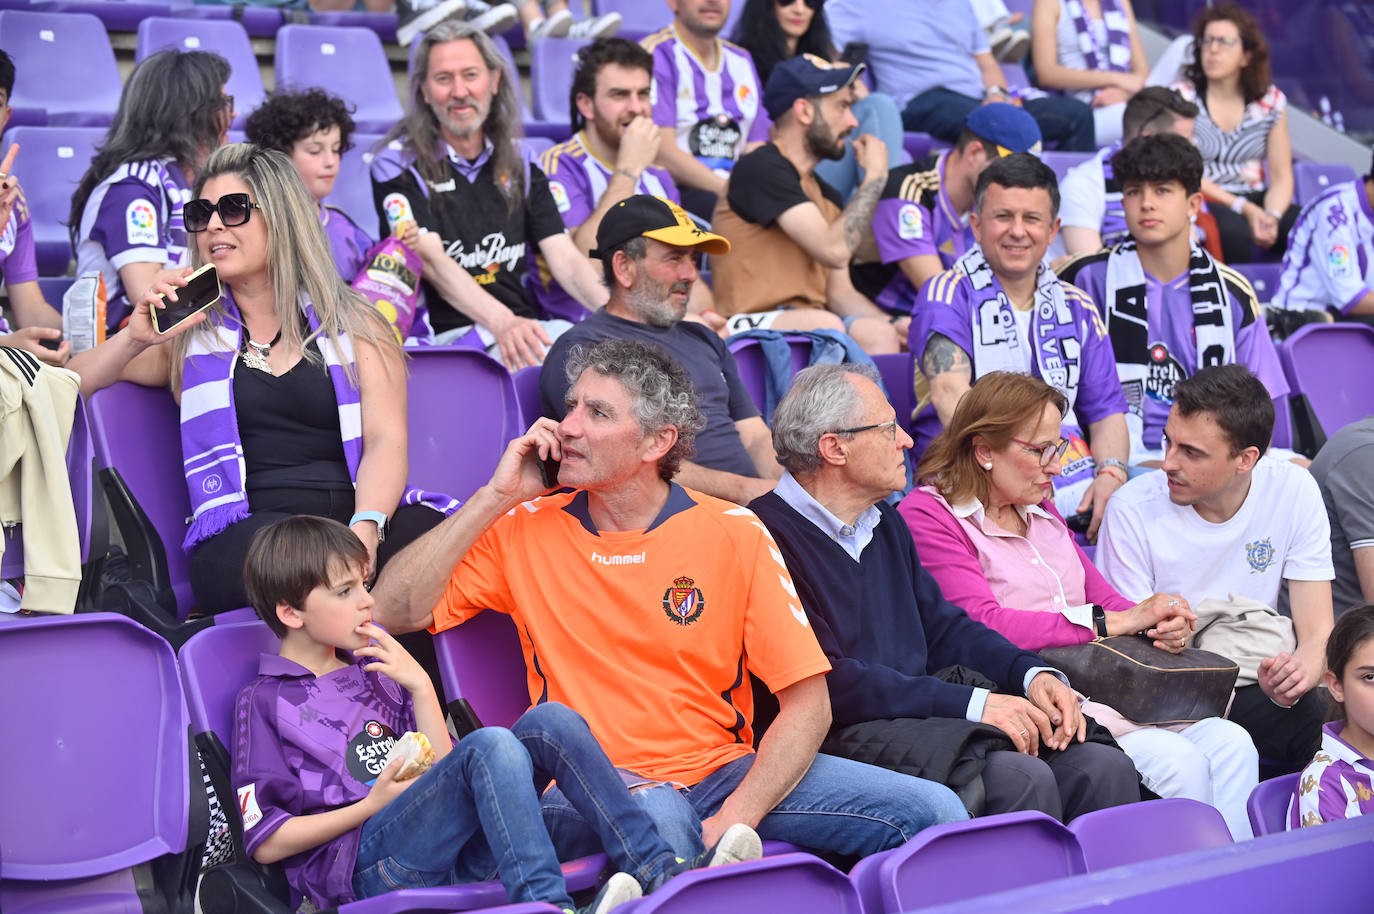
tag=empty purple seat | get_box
[0,125,103,276]
[324,132,384,234]
[850,810,1085,912]
[135,16,264,128]
[308,8,397,43]
[726,335,810,416]
[512,364,542,426]
[1069,798,1234,870]
[276,24,403,134]
[30,0,170,32]
[1294,161,1357,206]
[435,608,533,730]
[1000,61,1030,89]
[170,1,282,38]
[620,853,860,914]
[529,37,591,124]
[88,380,196,616]
[871,351,914,430]
[1248,772,1300,836]
[1277,322,1374,438]
[1232,262,1284,304]
[0,10,121,126]
[1042,150,1092,183]
[591,0,668,41]
[406,347,523,502]
[0,613,200,913]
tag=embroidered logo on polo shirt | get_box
[662,575,705,626]
[1245,538,1275,574]
[346,719,399,785]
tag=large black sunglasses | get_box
[184,193,261,233]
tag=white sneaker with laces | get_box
[528,7,573,41]
[566,11,621,40]
[463,0,518,35]
[396,0,467,47]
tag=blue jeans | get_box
[815,92,906,201]
[901,87,1096,152]
[542,752,967,861]
[353,703,679,904]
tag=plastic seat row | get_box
[1274,321,1374,456]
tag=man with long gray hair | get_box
[370,21,607,368]
[373,338,966,865]
[749,362,1141,821]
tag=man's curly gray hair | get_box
[564,338,703,481]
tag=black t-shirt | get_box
[371,148,567,334]
[539,308,763,479]
[725,142,844,227]
[235,355,352,492]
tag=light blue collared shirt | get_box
[773,471,1066,722]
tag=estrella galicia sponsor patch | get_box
[662,575,705,626]
[1145,342,1185,405]
[346,719,398,785]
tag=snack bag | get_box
[352,237,422,344]
[62,271,107,355]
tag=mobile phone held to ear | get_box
[151,263,221,334]
[540,454,561,489]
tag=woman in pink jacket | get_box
[898,370,1257,836]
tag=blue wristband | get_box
[349,510,388,533]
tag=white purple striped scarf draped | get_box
[1067,0,1133,73]
[179,292,459,552]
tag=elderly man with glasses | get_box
[748,361,1142,822]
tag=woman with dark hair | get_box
[71,50,232,327]
[899,370,1259,839]
[1173,2,1298,263]
[245,89,379,281]
[730,0,901,200]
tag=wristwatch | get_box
[349,510,388,543]
[1092,604,1108,639]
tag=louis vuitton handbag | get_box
[1040,635,1239,726]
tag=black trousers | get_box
[1210,190,1300,265]
[1228,682,1326,776]
[980,742,1142,822]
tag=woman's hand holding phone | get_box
[129,266,206,346]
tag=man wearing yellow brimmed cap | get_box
[541,195,782,505]
[710,54,903,356]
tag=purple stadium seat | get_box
[1232,262,1283,303]
[1000,61,1030,89]
[1069,798,1234,870]
[435,608,532,731]
[406,347,523,501]
[619,854,860,914]
[0,125,103,275]
[308,9,398,44]
[1277,322,1374,438]
[324,132,384,233]
[183,618,611,914]
[512,364,543,426]
[591,0,667,41]
[903,131,935,162]
[30,0,170,32]
[851,810,1085,912]
[88,381,196,616]
[135,17,264,129]
[1294,161,1357,207]
[871,351,915,430]
[522,135,555,159]
[529,37,591,124]
[1042,150,1091,183]
[276,24,403,134]
[0,10,121,126]
[36,275,74,306]
[0,613,200,914]
[1247,772,1299,836]
[726,335,810,415]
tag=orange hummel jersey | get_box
[431,484,831,786]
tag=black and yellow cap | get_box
[590,194,731,259]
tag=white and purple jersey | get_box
[1274,179,1374,316]
[1060,247,1287,460]
[1056,142,1128,250]
[1291,721,1374,829]
[533,132,679,318]
[0,189,39,333]
[644,25,770,174]
[232,652,421,909]
[320,205,375,282]
[858,153,976,315]
[75,158,192,327]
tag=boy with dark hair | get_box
[1096,364,1335,774]
[232,515,758,912]
[1056,86,1199,258]
[1057,133,1287,466]
[0,49,66,366]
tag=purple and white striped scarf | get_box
[1066,0,1133,73]
[179,292,459,551]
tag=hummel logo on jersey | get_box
[592,550,646,566]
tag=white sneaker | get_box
[703,823,763,868]
[396,0,467,47]
[990,27,1030,63]
[464,0,517,35]
[566,11,621,40]
[528,7,573,41]
[576,871,642,914]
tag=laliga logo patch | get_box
[549,180,570,214]
[1145,342,1184,404]
[897,203,923,240]
[237,783,263,830]
[1246,538,1275,574]
[346,719,399,785]
[662,575,705,626]
[382,193,412,227]
[1328,244,1352,277]
[125,200,158,247]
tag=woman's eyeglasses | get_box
[1009,436,1069,467]
[184,192,261,233]
[1199,35,1242,49]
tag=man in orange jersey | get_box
[373,335,966,861]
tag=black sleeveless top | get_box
[234,354,352,491]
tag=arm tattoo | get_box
[840,178,884,254]
[921,333,972,378]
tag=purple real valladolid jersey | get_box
[1292,721,1374,828]
[0,190,39,333]
[321,205,375,282]
[232,653,418,909]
